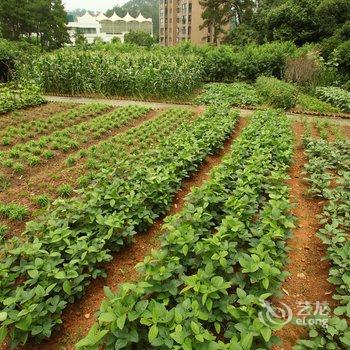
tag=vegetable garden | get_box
[0,39,349,350]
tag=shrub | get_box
[255,76,298,110]
[202,41,297,82]
[284,51,322,87]
[315,86,350,112]
[124,30,155,48]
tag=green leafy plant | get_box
[0,105,240,347]
[76,110,294,349]
[195,82,262,106]
[57,184,73,198]
[256,76,298,110]
[315,86,350,112]
[0,203,28,221]
[35,194,51,208]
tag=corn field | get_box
[22,50,203,99]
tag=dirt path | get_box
[273,122,335,350]
[21,116,248,350]
[45,95,193,110]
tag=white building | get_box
[68,11,153,44]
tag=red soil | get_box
[273,122,336,350]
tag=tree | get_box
[0,0,69,50]
[199,0,255,45]
[74,32,87,46]
[253,0,350,45]
[124,30,154,47]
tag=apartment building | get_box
[159,0,214,45]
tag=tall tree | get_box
[199,0,256,44]
[254,0,350,45]
[0,0,69,50]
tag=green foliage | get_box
[255,76,298,110]
[0,83,45,114]
[201,41,297,82]
[294,317,350,349]
[0,104,150,174]
[57,184,73,198]
[124,30,154,48]
[25,49,203,98]
[195,82,262,106]
[0,203,28,221]
[299,136,350,350]
[35,194,51,208]
[316,86,350,112]
[0,105,239,347]
[74,33,88,47]
[76,110,294,349]
[0,223,8,240]
[0,0,69,50]
[297,93,340,113]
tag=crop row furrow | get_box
[0,105,239,347]
[75,109,294,350]
[0,105,149,177]
[0,108,195,241]
[294,135,350,349]
[0,103,112,148]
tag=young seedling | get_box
[57,184,73,198]
[35,194,51,208]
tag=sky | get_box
[63,0,127,12]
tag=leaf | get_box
[103,286,115,299]
[191,321,200,334]
[260,327,271,342]
[28,270,39,279]
[117,314,127,329]
[99,312,116,323]
[241,333,253,350]
[0,312,7,322]
[0,326,7,343]
[75,324,108,348]
[63,280,72,295]
[54,271,66,279]
[148,324,158,342]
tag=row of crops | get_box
[0,106,195,240]
[0,104,150,174]
[73,110,295,349]
[0,105,239,347]
[0,84,45,114]
[294,132,350,349]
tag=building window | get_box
[77,27,97,34]
[188,15,191,23]
[188,26,191,35]
[188,3,192,12]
